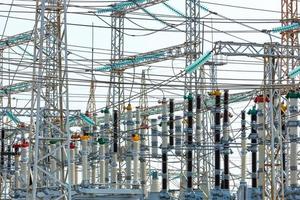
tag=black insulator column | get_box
[186,94,193,190]
[250,109,257,188]
[223,90,229,190]
[1,128,4,169]
[169,99,174,147]
[214,92,221,188]
[196,94,201,143]
[281,108,287,186]
[7,145,11,170]
[113,110,118,153]
[162,152,167,191]
[161,98,168,193]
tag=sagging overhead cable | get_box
[162,2,185,18]
[185,51,212,74]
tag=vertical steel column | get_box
[32,0,71,198]
[214,91,221,188]
[108,11,124,112]
[287,95,298,187]
[139,70,148,194]
[185,0,201,93]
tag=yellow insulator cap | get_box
[80,135,90,141]
[126,103,132,111]
[132,134,140,142]
[210,90,222,96]
[281,104,287,113]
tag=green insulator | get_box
[101,107,110,114]
[247,106,257,115]
[98,137,107,145]
[187,93,193,100]
[50,140,59,144]
[286,91,300,99]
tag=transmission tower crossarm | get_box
[0,30,34,50]
[214,41,300,59]
[94,42,190,72]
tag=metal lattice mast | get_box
[87,24,96,120]
[31,0,71,199]
[281,0,299,81]
[139,70,148,194]
[107,11,124,113]
[185,0,202,196]
[262,43,284,200]
[281,0,299,194]
[185,0,201,93]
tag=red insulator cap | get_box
[254,95,269,103]
[13,143,21,149]
[20,141,29,148]
[70,142,76,149]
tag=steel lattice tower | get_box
[184,0,202,198]
[31,0,71,199]
[281,0,300,199]
[107,11,125,113]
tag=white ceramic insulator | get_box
[20,146,29,188]
[133,141,140,185]
[257,102,265,188]
[81,140,88,183]
[99,144,105,185]
[70,148,76,185]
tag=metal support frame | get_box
[31,0,71,199]
[264,44,283,200]
[184,0,201,197]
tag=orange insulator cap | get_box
[132,134,140,142]
[80,135,90,141]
